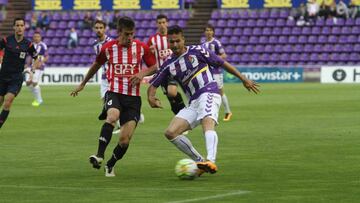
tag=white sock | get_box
[205,130,218,163]
[33,85,43,103]
[170,135,204,162]
[222,94,231,114]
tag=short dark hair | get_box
[156,14,168,21]
[33,31,41,35]
[13,18,25,25]
[94,20,106,28]
[205,24,215,32]
[168,25,183,35]
[117,16,135,31]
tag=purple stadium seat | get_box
[217,19,226,28]
[249,36,258,44]
[239,36,248,45]
[253,27,262,36]
[318,35,328,44]
[351,26,360,34]
[270,53,280,62]
[178,20,186,28]
[339,53,349,61]
[291,27,301,35]
[354,44,360,52]
[300,53,309,62]
[259,36,268,44]
[280,10,289,18]
[307,36,317,44]
[266,19,275,27]
[243,28,252,36]
[294,44,303,52]
[288,36,298,44]
[227,19,236,27]
[79,38,87,46]
[227,45,235,54]
[286,19,295,27]
[311,27,321,35]
[301,27,311,35]
[231,54,241,64]
[270,9,280,18]
[235,45,245,53]
[262,27,272,36]
[321,26,331,35]
[272,27,281,35]
[350,53,359,61]
[110,29,117,37]
[345,18,355,26]
[310,53,318,61]
[278,36,288,44]
[261,53,270,62]
[60,38,67,46]
[335,18,345,26]
[298,35,307,44]
[53,55,62,64]
[313,44,322,52]
[254,45,264,53]
[62,55,71,64]
[55,30,64,37]
[223,28,232,36]
[282,44,292,52]
[220,11,230,19]
[290,53,299,62]
[338,35,347,43]
[256,19,266,27]
[269,36,278,44]
[134,12,145,20]
[341,27,351,35]
[334,44,342,52]
[233,28,242,36]
[342,44,352,52]
[82,29,91,37]
[332,27,342,36]
[280,53,289,61]
[246,19,256,27]
[220,36,229,44]
[67,21,76,28]
[322,44,332,52]
[325,18,334,26]
[259,10,270,19]
[239,10,249,19]
[328,35,338,43]
[73,47,83,55]
[227,11,238,20]
[275,19,285,27]
[347,35,357,43]
[265,44,274,53]
[303,44,313,52]
[211,10,220,19]
[250,54,259,63]
[237,19,246,27]
[49,22,58,29]
[249,10,258,19]
[282,27,291,35]
[245,45,254,53]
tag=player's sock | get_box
[170,135,204,162]
[97,122,114,158]
[168,92,185,114]
[106,143,129,167]
[33,85,43,103]
[222,94,231,114]
[98,106,107,120]
[204,130,218,163]
[0,110,9,128]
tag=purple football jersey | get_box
[150,45,224,103]
[92,35,112,80]
[33,41,48,70]
[202,38,225,75]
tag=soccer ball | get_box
[175,159,198,180]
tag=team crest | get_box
[19,52,26,59]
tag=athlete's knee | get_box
[165,128,178,140]
[167,86,177,98]
[119,135,130,145]
[32,82,38,87]
[26,81,32,86]
[3,98,14,109]
[106,110,119,123]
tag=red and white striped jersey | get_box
[147,33,172,68]
[96,39,155,96]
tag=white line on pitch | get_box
[165,190,251,203]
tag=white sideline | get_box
[165,190,251,203]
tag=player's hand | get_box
[130,72,144,86]
[148,96,162,108]
[242,79,260,94]
[70,84,85,97]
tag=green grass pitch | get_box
[0,83,359,203]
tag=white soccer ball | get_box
[175,159,198,180]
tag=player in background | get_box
[147,14,185,116]
[202,24,232,121]
[71,17,157,177]
[147,26,259,174]
[24,31,48,107]
[0,18,39,129]
[0,49,3,67]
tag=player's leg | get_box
[166,108,204,162]
[105,95,141,177]
[30,70,43,106]
[163,79,185,115]
[196,93,222,173]
[0,78,23,129]
[0,92,16,128]
[214,73,232,121]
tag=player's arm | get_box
[222,61,260,94]
[70,62,102,97]
[147,85,162,108]
[147,65,170,108]
[27,43,41,70]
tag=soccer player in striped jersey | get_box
[71,17,157,177]
[148,26,259,174]
[202,24,232,121]
[0,18,39,129]
[147,14,185,115]
[24,31,48,107]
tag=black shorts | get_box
[161,76,178,95]
[104,91,141,125]
[0,75,23,96]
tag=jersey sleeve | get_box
[142,43,156,67]
[28,43,38,59]
[198,46,224,68]
[216,41,225,55]
[96,46,107,65]
[149,65,170,88]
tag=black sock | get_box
[98,105,107,120]
[107,143,129,167]
[168,92,185,115]
[0,110,10,129]
[96,122,114,158]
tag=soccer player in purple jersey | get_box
[203,24,232,121]
[147,26,259,174]
[25,31,48,107]
[0,18,39,129]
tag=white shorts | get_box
[213,73,224,89]
[176,92,221,129]
[25,69,43,84]
[100,79,109,99]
